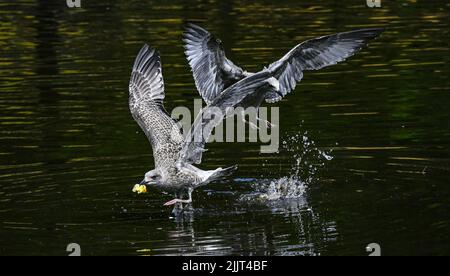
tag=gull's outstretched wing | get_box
[266,28,384,103]
[129,45,183,169]
[180,70,276,165]
[183,23,246,104]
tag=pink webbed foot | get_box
[163,198,192,206]
[164,189,193,207]
[164,199,181,206]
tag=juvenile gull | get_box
[129,44,279,206]
[183,23,384,127]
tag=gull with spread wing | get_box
[129,44,280,206]
[183,23,383,127]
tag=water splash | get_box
[282,129,333,186]
[242,125,333,202]
[254,177,307,201]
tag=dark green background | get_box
[0,0,449,255]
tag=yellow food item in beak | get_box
[132,184,147,194]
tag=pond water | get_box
[0,0,449,256]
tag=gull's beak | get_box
[140,179,149,185]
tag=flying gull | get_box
[183,23,384,127]
[129,44,280,206]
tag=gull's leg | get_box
[241,111,260,130]
[247,120,259,130]
[256,117,276,129]
[164,190,193,206]
[164,198,192,206]
[164,192,180,207]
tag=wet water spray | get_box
[242,124,333,202]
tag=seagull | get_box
[129,44,280,206]
[183,23,384,127]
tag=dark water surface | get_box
[1,0,449,256]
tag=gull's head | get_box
[140,169,162,186]
[132,169,161,194]
[266,77,280,92]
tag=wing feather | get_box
[180,70,275,164]
[129,45,183,169]
[266,28,384,102]
[183,23,246,104]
